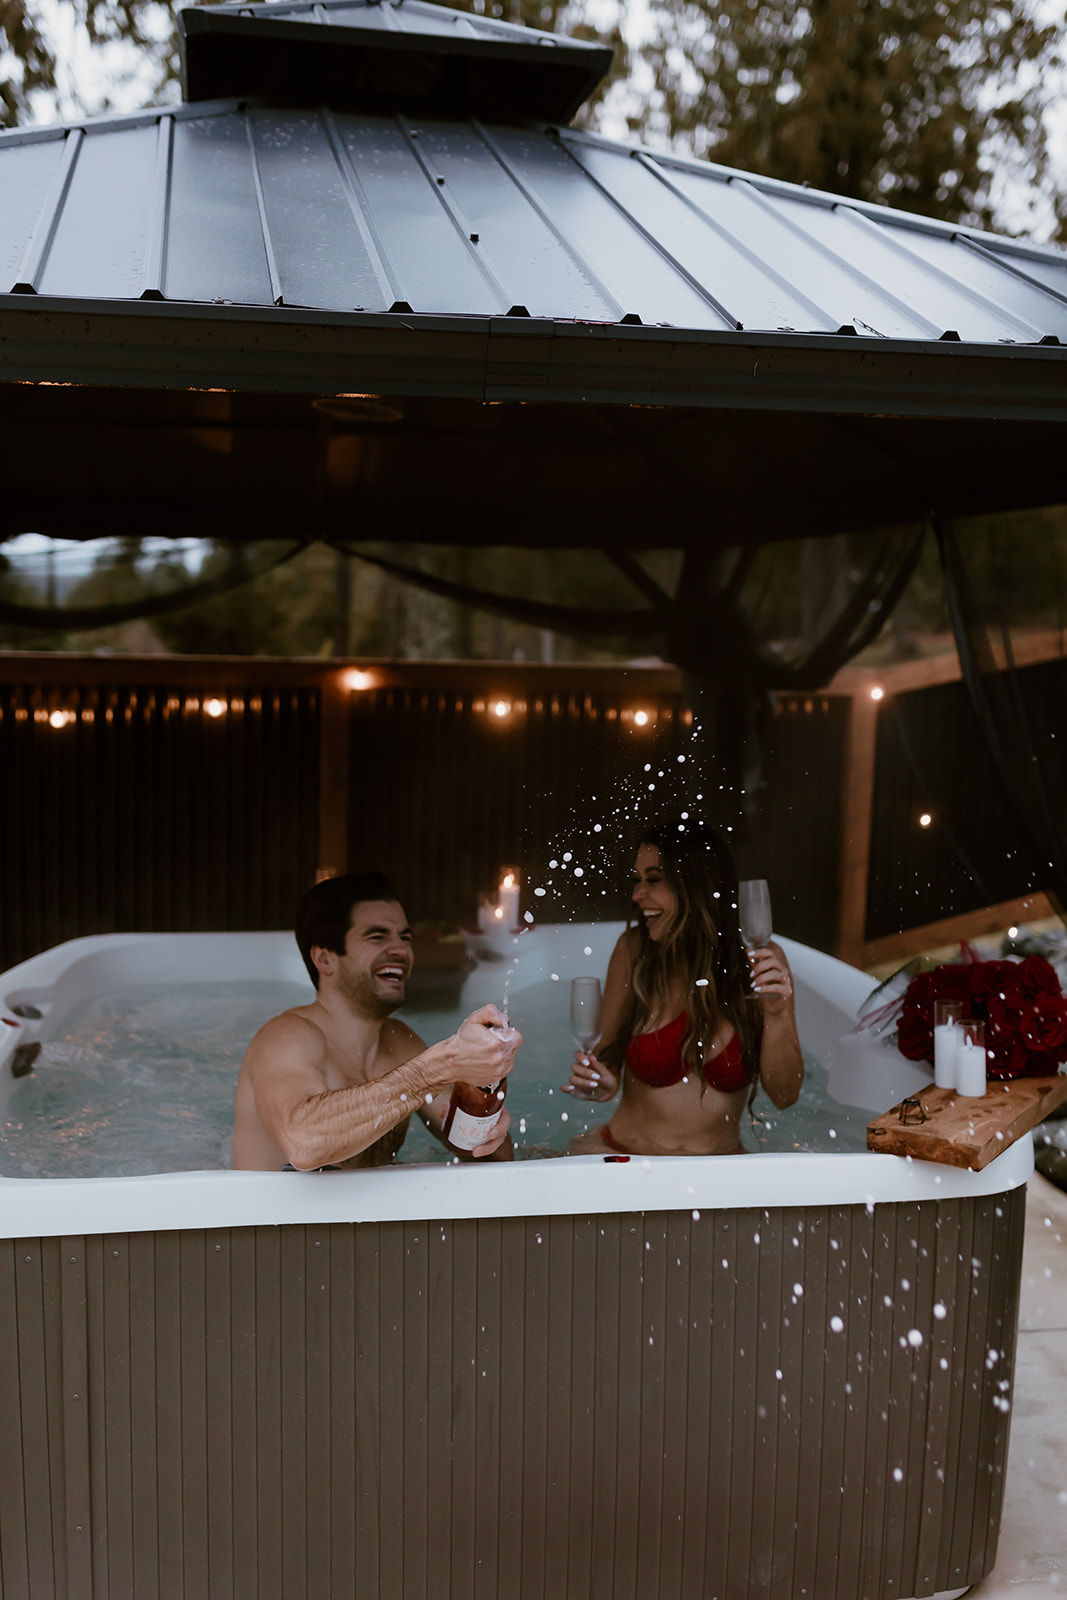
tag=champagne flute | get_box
[570,977,603,1055]
[738,879,772,951]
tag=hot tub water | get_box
[0,976,868,1178]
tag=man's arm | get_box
[246,1005,518,1170]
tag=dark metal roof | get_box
[3,1,1067,552]
[179,0,613,123]
[3,94,1067,342]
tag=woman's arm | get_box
[750,942,804,1109]
[561,930,635,1102]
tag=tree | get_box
[632,0,1067,232]
[0,0,178,127]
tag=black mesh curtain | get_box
[935,513,1067,915]
[341,526,926,809]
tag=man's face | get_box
[331,899,414,1015]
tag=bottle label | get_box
[448,1105,503,1151]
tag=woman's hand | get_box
[749,945,794,1017]
[562,1050,620,1102]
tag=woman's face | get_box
[631,843,678,941]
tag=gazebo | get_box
[2,0,1067,554]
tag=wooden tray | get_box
[866,1073,1067,1170]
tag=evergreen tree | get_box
[633,0,1066,232]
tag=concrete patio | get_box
[972,1169,1067,1597]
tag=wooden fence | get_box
[0,648,1060,974]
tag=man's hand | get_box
[441,1004,522,1087]
[469,1106,513,1158]
[562,1050,620,1102]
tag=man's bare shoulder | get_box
[243,1007,329,1075]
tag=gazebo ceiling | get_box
[3,380,1066,548]
[1,0,1067,549]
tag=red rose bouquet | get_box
[895,954,1067,1080]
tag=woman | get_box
[563,820,803,1155]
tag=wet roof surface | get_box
[2,0,1067,345]
[3,96,1067,343]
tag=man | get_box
[234,871,518,1169]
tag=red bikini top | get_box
[624,1012,749,1093]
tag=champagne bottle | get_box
[444,1078,507,1152]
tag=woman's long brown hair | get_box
[602,820,763,1084]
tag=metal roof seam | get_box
[833,204,1049,343]
[468,119,628,323]
[727,176,940,340]
[553,136,742,331]
[243,112,285,307]
[140,116,175,302]
[635,154,840,334]
[0,98,263,150]
[954,235,1067,318]
[557,125,1067,272]
[10,128,84,296]
[394,113,513,316]
[318,108,404,312]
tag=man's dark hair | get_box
[295,871,402,987]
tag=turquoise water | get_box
[0,980,869,1178]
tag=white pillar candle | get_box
[933,1023,959,1089]
[497,881,520,931]
[477,901,497,934]
[955,1041,986,1098]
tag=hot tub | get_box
[0,926,1028,1600]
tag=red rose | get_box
[1022,995,1067,1054]
[1020,1048,1061,1077]
[968,961,1016,1005]
[988,993,1027,1037]
[986,1034,1029,1079]
[1016,956,1061,1001]
[897,1007,934,1062]
[905,972,938,1010]
[933,966,972,1004]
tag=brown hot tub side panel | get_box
[0,1191,1025,1600]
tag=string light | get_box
[918,812,932,828]
[870,687,884,702]
[341,668,374,691]
[203,698,227,719]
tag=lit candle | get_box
[955,1020,986,1099]
[933,1001,963,1090]
[497,869,520,932]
